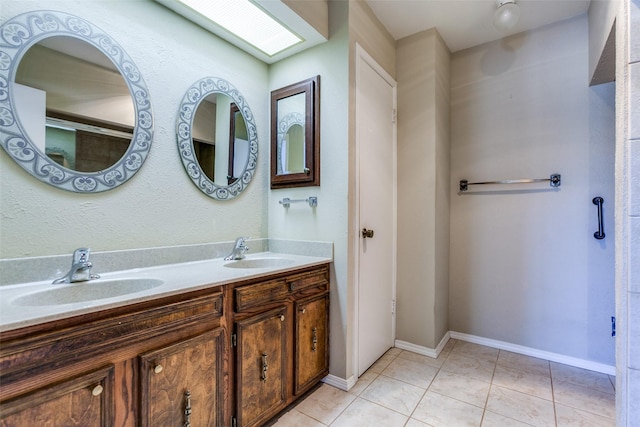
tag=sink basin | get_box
[223,257,295,269]
[13,278,164,306]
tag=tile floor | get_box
[272,339,616,427]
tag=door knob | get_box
[362,228,374,239]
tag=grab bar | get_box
[459,174,561,192]
[279,197,318,208]
[593,197,605,240]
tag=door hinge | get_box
[391,299,396,315]
[231,333,237,347]
[232,416,237,427]
[392,108,397,124]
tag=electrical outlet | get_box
[611,316,616,337]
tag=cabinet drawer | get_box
[0,290,223,391]
[235,279,288,312]
[286,267,329,294]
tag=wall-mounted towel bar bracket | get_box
[279,197,318,208]
[459,173,561,192]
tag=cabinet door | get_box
[139,329,224,427]
[235,306,287,427]
[0,365,114,427]
[295,292,329,394]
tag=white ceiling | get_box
[365,0,591,52]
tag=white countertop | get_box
[0,252,331,333]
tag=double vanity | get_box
[0,6,329,426]
[0,251,332,426]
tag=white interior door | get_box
[355,45,397,377]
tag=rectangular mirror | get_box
[270,75,320,189]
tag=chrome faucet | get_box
[53,247,100,284]
[224,237,250,260]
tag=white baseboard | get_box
[395,331,451,359]
[322,374,356,391]
[449,331,616,376]
[323,331,614,394]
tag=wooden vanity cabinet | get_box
[0,262,330,427]
[234,306,288,427]
[295,292,329,395]
[0,365,114,427]
[139,329,225,427]
[230,264,330,427]
[0,287,224,427]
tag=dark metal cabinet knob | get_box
[362,228,374,239]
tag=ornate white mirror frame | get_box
[176,77,258,201]
[0,10,153,192]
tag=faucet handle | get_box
[52,247,97,284]
[241,237,251,250]
[234,237,250,247]
[72,247,91,263]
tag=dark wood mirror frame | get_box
[270,75,320,189]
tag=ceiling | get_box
[35,1,593,66]
[364,0,591,52]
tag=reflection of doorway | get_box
[277,113,305,175]
[283,123,305,173]
[227,103,247,185]
[355,44,397,377]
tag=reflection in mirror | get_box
[177,77,257,201]
[283,123,305,174]
[276,92,306,175]
[228,104,248,185]
[192,93,249,186]
[270,76,320,189]
[0,11,153,192]
[15,36,135,173]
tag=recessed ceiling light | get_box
[175,0,302,56]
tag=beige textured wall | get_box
[348,0,396,79]
[282,0,329,39]
[588,0,618,84]
[396,29,450,350]
[434,31,451,346]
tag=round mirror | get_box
[177,77,258,200]
[0,11,153,192]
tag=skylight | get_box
[175,0,302,56]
